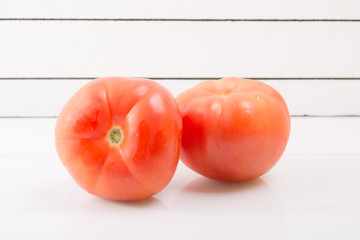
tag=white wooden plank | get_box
[266,80,360,116]
[0,79,198,117]
[0,0,359,19]
[0,22,359,78]
[0,79,359,117]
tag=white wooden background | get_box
[0,0,360,117]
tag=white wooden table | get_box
[1,117,359,239]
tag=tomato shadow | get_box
[171,175,284,215]
[170,176,286,238]
[98,195,167,209]
[180,176,265,194]
[41,180,167,211]
[172,176,283,211]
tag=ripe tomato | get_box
[55,77,182,201]
[176,77,290,182]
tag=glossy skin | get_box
[176,77,290,182]
[55,77,182,201]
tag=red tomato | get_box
[55,77,182,201]
[176,77,290,182]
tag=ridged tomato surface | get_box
[176,77,290,182]
[55,77,182,200]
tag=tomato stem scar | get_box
[107,127,123,146]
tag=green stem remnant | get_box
[107,127,123,146]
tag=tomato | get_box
[55,77,182,201]
[176,77,290,182]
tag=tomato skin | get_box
[55,77,182,201]
[176,77,290,182]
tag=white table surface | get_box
[1,117,360,240]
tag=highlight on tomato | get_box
[176,77,290,182]
[55,77,182,201]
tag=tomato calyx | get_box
[107,127,123,146]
